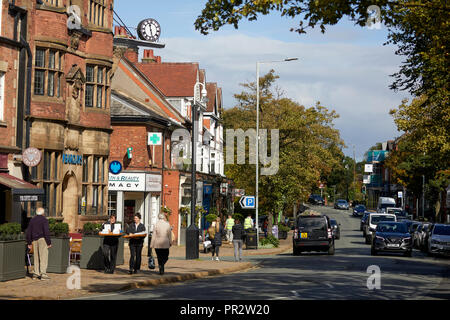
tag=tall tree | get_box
[224,71,344,229]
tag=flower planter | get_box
[0,239,26,282]
[47,236,70,274]
[80,235,124,270]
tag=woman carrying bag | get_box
[150,214,173,275]
[208,217,225,261]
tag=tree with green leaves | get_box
[224,70,344,232]
[195,0,449,131]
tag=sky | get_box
[114,0,411,162]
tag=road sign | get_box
[239,196,255,209]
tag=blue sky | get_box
[114,1,410,161]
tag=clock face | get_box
[137,19,161,42]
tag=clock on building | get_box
[137,19,161,42]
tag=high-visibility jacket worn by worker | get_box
[226,218,235,230]
[244,217,253,230]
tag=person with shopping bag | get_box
[150,214,173,275]
[208,217,225,261]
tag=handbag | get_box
[148,254,156,269]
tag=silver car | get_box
[428,224,450,256]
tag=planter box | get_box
[80,235,124,270]
[0,239,26,282]
[47,236,70,274]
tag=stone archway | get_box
[62,171,79,232]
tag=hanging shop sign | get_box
[146,174,162,192]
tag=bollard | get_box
[185,224,199,259]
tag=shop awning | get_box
[0,173,44,202]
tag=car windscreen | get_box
[297,218,327,229]
[330,220,337,226]
[380,204,396,209]
[338,200,347,204]
[355,205,366,210]
[377,223,408,233]
[390,209,406,216]
[371,215,396,225]
[433,225,450,236]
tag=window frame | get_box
[33,48,64,98]
[0,72,5,121]
[85,65,109,109]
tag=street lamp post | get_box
[186,82,207,260]
[255,58,298,247]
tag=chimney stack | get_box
[141,49,162,64]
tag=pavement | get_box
[0,234,292,300]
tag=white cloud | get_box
[148,32,410,160]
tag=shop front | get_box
[108,171,161,243]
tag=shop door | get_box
[124,200,135,227]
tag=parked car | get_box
[428,224,450,257]
[334,199,349,210]
[360,212,370,231]
[293,213,335,255]
[330,219,341,240]
[415,223,432,251]
[421,223,434,253]
[308,194,324,205]
[353,205,367,217]
[371,222,413,257]
[365,213,397,244]
[413,223,423,249]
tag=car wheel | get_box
[293,245,301,256]
[328,243,335,255]
[404,250,412,257]
[371,247,377,256]
[365,235,371,244]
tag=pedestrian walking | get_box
[225,215,235,243]
[232,218,245,262]
[101,214,119,274]
[126,213,146,274]
[150,214,172,275]
[208,217,224,261]
[26,207,52,280]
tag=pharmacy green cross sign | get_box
[148,132,162,146]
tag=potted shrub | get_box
[278,224,290,240]
[0,223,26,282]
[47,219,70,273]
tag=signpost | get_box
[239,196,256,209]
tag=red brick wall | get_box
[163,170,180,240]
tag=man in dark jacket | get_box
[26,207,52,280]
[232,219,245,262]
[126,213,146,274]
[101,215,119,274]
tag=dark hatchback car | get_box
[371,222,413,257]
[330,219,341,240]
[308,194,324,205]
[353,205,367,217]
[293,214,335,255]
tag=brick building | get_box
[0,0,115,231]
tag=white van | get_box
[377,197,397,213]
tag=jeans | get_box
[233,240,243,261]
[212,244,220,257]
[226,229,233,242]
[103,243,118,273]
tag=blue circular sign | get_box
[109,161,123,175]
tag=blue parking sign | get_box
[240,196,255,209]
